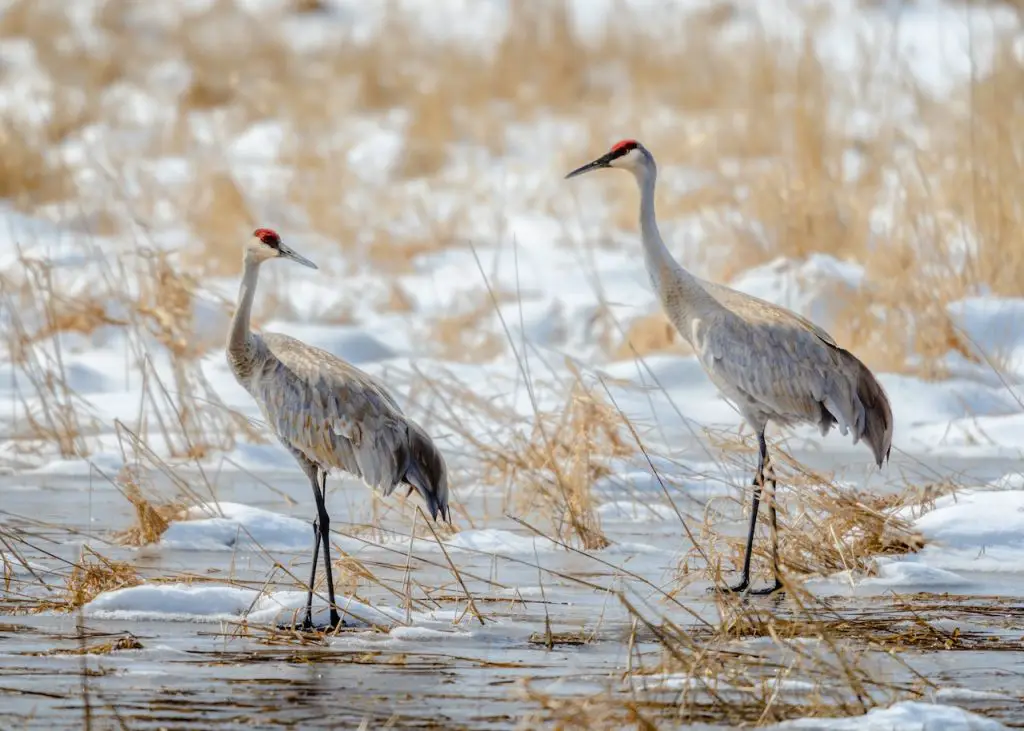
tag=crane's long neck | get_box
[228,256,261,369]
[635,164,723,340]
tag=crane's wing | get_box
[701,311,849,425]
[700,280,839,347]
[701,307,892,466]
[254,333,410,492]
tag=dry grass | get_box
[0,243,258,462]
[0,3,1022,724]
[64,547,141,610]
[428,295,507,363]
[479,375,633,550]
[618,590,923,727]
[691,435,925,588]
[612,310,691,361]
[113,464,188,546]
[38,633,144,656]
[0,0,1019,373]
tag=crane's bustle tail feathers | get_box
[852,356,893,468]
[398,422,450,523]
[828,350,892,468]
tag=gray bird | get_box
[566,141,892,595]
[227,228,449,629]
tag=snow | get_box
[441,529,560,555]
[82,583,401,627]
[3,0,1024,726]
[774,701,1008,731]
[85,584,263,623]
[161,502,311,552]
[890,489,1024,577]
[809,485,1024,593]
[948,297,1024,376]
[729,255,866,335]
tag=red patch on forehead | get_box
[253,227,279,241]
[610,139,638,153]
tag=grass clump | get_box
[64,547,141,610]
[113,465,187,547]
[487,377,631,551]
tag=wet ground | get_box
[2,450,1023,729]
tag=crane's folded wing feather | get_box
[254,333,409,491]
[701,304,891,466]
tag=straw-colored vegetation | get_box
[64,547,142,610]
[0,0,1018,374]
[0,0,1020,728]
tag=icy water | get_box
[2,451,1024,729]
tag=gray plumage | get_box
[236,333,449,519]
[690,281,892,467]
[566,141,892,595]
[226,228,448,629]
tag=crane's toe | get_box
[747,580,785,596]
[708,578,749,595]
[277,617,348,634]
[707,578,785,597]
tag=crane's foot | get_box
[277,612,347,634]
[746,579,784,596]
[708,577,749,595]
[707,578,784,596]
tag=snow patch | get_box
[161,502,310,552]
[773,700,1007,730]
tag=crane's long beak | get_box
[279,243,318,269]
[565,154,612,179]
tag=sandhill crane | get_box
[566,141,892,595]
[227,228,450,629]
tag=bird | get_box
[565,140,892,595]
[227,228,450,629]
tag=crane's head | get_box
[564,139,651,180]
[247,228,318,269]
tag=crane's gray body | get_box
[675,278,891,465]
[226,252,448,520]
[235,332,443,496]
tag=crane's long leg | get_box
[715,431,767,594]
[311,470,341,629]
[302,514,320,630]
[746,449,784,596]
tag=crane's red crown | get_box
[610,139,639,156]
[253,228,281,247]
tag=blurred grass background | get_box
[0,0,1022,376]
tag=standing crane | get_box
[565,141,892,595]
[227,228,450,629]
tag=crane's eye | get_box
[261,235,280,250]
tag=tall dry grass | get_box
[0,0,1016,376]
[0,10,1019,724]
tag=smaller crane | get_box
[227,228,450,629]
[566,141,892,595]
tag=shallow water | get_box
[2,449,1023,728]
